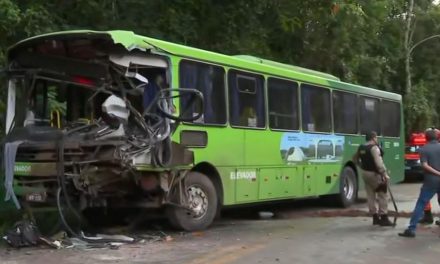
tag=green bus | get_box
[1,30,404,232]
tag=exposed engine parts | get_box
[4,43,204,233]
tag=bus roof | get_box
[233,55,341,81]
[7,30,401,101]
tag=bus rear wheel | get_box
[166,171,218,231]
[335,166,358,207]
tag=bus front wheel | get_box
[335,166,358,207]
[166,171,218,231]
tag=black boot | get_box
[378,214,394,226]
[419,210,434,224]
[398,229,415,238]
[373,214,380,225]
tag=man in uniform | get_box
[399,128,440,237]
[353,131,393,226]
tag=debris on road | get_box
[39,237,62,249]
[2,218,173,251]
[2,220,40,248]
[191,231,205,237]
[258,211,274,219]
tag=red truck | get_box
[404,132,426,181]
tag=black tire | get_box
[166,171,218,231]
[335,166,358,207]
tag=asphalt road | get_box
[2,182,440,264]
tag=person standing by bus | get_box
[399,129,440,237]
[417,128,440,225]
[353,131,393,226]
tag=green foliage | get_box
[404,82,437,135]
[0,0,439,136]
[47,87,66,115]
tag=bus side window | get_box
[381,100,400,137]
[359,96,380,135]
[228,70,265,128]
[179,60,226,125]
[333,91,358,134]
[268,78,299,130]
[301,84,331,132]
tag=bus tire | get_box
[335,166,358,207]
[166,171,218,231]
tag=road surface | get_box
[1,182,440,264]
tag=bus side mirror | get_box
[148,88,204,122]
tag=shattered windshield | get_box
[12,76,99,129]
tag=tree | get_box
[405,0,415,95]
[0,0,440,133]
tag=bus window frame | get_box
[236,74,257,94]
[178,58,228,128]
[300,82,333,134]
[267,76,300,132]
[228,68,266,130]
[331,89,359,135]
[379,98,402,139]
[359,95,381,136]
[174,58,403,138]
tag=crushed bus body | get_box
[2,30,405,233]
[4,31,209,232]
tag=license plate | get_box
[25,193,47,202]
[405,166,411,170]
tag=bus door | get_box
[228,70,265,203]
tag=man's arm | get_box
[352,151,360,166]
[418,148,440,176]
[371,145,389,180]
[421,161,440,177]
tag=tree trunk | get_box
[405,0,414,95]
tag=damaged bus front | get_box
[3,31,213,232]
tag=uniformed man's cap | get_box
[365,131,377,141]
